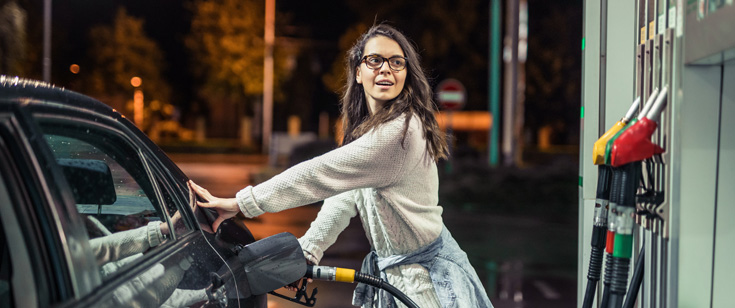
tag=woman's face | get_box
[356,36,407,115]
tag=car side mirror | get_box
[57,158,116,205]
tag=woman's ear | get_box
[355,67,362,84]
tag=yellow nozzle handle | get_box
[335,268,356,283]
[593,121,626,165]
[306,265,357,283]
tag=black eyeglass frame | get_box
[360,54,408,71]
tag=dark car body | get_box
[0,76,265,307]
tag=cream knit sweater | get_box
[236,114,444,307]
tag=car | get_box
[0,76,268,308]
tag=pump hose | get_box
[608,256,630,308]
[583,225,607,308]
[600,252,613,308]
[305,265,420,308]
[583,245,604,307]
[622,247,645,308]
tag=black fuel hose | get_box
[583,226,606,307]
[305,265,420,308]
[583,165,612,308]
[607,162,641,308]
[622,247,645,308]
[600,167,623,308]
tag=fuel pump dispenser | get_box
[581,1,734,307]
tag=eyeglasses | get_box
[361,54,408,71]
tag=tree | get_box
[321,23,367,95]
[185,0,297,138]
[82,7,171,115]
[525,1,582,146]
[0,0,28,76]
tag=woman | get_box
[190,24,493,308]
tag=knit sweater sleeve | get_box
[236,117,410,217]
[297,190,357,264]
[90,221,164,266]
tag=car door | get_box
[0,104,83,308]
[0,96,263,307]
[0,131,41,308]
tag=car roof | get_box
[0,75,190,190]
[0,75,121,118]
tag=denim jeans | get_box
[353,226,494,308]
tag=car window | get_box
[146,159,194,239]
[28,116,248,307]
[38,127,180,281]
[46,135,157,230]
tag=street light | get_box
[43,0,52,82]
[263,0,275,154]
[131,77,144,128]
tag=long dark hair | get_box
[340,24,448,161]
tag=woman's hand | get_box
[159,213,175,236]
[188,180,240,232]
[162,204,213,236]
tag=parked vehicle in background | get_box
[0,76,266,307]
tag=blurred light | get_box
[134,89,144,127]
[163,104,174,116]
[287,115,301,137]
[69,64,80,74]
[131,76,142,87]
[435,111,493,131]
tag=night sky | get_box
[37,0,354,111]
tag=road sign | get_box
[436,78,466,110]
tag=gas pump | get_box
[581,0,735,306]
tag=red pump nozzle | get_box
[609,88,667,167]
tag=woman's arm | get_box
[192,115,418,230]
[297,190,358,264]
[238,117,413,217]
[90,221,165,266]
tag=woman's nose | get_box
[378,63,392,75]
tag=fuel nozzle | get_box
[305,265,358,283]
[305,265,419,308]
[592,97,641,165]
[610,87,668,167]
[603,88,658,165]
